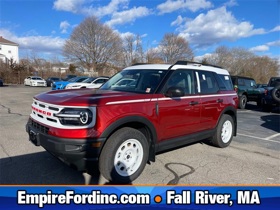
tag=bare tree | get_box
[122,34,145,66]
[63,16,123,75]
[158,33,193,63]
[202,46,279,83]
[146,48,164,63]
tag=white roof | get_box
[124,63,229,75]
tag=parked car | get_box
[65,77,109,89]
[61,74,77,81]
[52,76,89,90]
[46,77,60,87]
[261,77,280,111]
[26,60,238,183]
[24,76,47,87]
[0,78,3,86]
[257,84,268,88]
[231,75,264,109]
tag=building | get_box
[0,36,19,64]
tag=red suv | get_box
[26,61,238,183]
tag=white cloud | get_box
[249,45,269,52]
[267,40,280,47]
[83,0,129,17]
[53,0,129,17]
[157,0,213,14]
[224,0,238,7]
[53,0,148,27]
[177,6,266,46]
[0,28,65,57]
[105,6,151,27]
[270,25,280,32]
[119,31,135,39]
[194,53,213,62]
[53,0,86,13]
[171,15,184,26]
[60,21,71,34]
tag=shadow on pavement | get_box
[260,115,280,133]
[0,151,103,185]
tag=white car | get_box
[24,76,47,87]
[65,77,109,89]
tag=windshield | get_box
[68,77,79,82]
[100,69,167,93]
[269,78,280,87]
[32,77,43,80]
[82,77,97,83]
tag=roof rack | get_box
[174,60,223,69]
[132,63,152,66]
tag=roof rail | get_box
[174,60,223,69]
[132,62,151,66]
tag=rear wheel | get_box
[209,114,234,148]
[239,95,247,109]
[272,86,280,103]
[99,127,149,184]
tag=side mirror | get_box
[165,86,185,97]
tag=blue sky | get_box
[0,0,279,62]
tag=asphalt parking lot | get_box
[0,85,279,185]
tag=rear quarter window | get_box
[216,74,234,91]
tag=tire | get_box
[99,127,149,184]
[272,86,280,103]
[209,114,234,148]
[239,95,247,109]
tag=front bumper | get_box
[52,84,66,90]
[26,121,106,171]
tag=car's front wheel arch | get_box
[100,116,157,163]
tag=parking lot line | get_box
[265,133,280,140]
[237,133,280,144]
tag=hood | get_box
[54,81,69,85]
[34,89,152,106]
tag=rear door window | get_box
[163,69,196,95]
[197,71,219,94]
[215,74,233,91]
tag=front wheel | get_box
[99,127,149,184]
[209,114,234,148]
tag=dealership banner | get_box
[0,186,279,209]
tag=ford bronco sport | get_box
[26,61,238,183]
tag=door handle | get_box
[189,101,199,105]
[217,99,223,103]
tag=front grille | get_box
[31,119,49,134]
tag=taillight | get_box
[264,89,268,95]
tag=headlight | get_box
[54,108,93,126]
